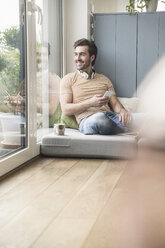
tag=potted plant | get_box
[126,0,159,14]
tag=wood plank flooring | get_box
[0,151,165,248]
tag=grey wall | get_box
[93,12,165,97]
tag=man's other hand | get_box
[119,108,131,126]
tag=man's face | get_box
[74,45,94,71]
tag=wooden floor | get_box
[0,150,165,248]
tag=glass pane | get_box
[158,2,165,11]
[35,0,61,141]
[0,0,27,158]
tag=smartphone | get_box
[104,91,111,98]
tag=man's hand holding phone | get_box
[104,91,112,98]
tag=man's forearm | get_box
[110,95,125,113]
[61,100,91,116]
[60,94,109,116]
[114,101,125,114]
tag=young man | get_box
[60,38,131,135]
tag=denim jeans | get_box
[79,111,129,135]
[79,111,146,135]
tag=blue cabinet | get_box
[93,12,165,97]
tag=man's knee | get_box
[95,116,109,129]
[91,113,116,134]
[81,112,107,134]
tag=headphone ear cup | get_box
[80,72,89,79]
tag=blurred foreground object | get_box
[137,55,165,149]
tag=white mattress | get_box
[41,128,138,159]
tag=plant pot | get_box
[146,0,158,12]
[0,114,25,148]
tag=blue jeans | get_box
[79,111,129,135]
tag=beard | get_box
[75,58,91,71]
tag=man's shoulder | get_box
[95,72,111,82]
[62,71,78,81]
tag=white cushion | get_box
[118,97,139,113]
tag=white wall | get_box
[63,0,129,74]
[88,0,128,13]
[63,0,88,74]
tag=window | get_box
[0,0,62,176]
[0,0,27,158]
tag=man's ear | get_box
[91,54,95,63]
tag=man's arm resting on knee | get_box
[109,95,131,126]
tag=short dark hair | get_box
[74,38,97,66]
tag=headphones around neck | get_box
[78,70,95,79]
